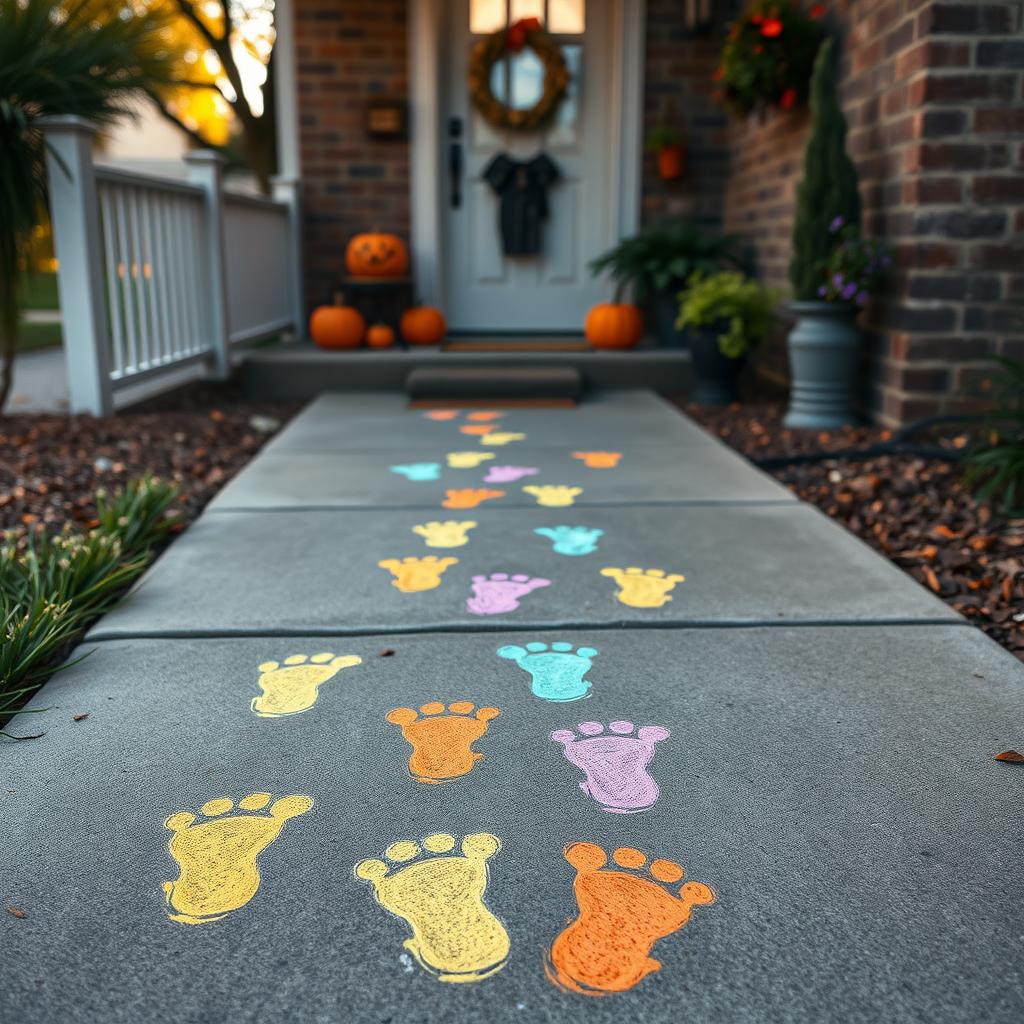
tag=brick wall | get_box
[722,0,1024,424]
[295,0,409,310]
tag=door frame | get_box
[408,0,646,314]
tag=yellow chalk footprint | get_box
[447,451,495,469]
[379,556,458,592]
[601,566,685,609]
[412,520,477,548]
[163,793,313,925]
[523,484,582,508]
[253,653,362,717]
[355,833,509,983]
[480,432,526,446]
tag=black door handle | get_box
[449,117,463,209]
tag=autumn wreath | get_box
[467,17,570,132]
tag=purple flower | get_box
[856,291,868,306]
[842,282,858,301]
[832,273,844,287]
[829,216,845,232]
[818,285,827,297]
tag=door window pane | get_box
[471,0,506,33]
[510,0,544,22]
[510,47,545,109]
[548,43,581,145]
[549,0,585,34]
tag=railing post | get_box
[185,150,231,378]
[271,175,306,339]
[39,116,114,416]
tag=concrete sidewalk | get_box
[3,391,1023,1024]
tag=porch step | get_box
[405,366,582,401]
[241,343,690,401]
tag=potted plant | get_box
[785,37,886,428]
[715,1,826,118]
[676,271,779,404]
[589,221,741,347]
[646,124,686,181]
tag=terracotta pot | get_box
[656,145,686,181]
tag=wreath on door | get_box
[467,17,570,132]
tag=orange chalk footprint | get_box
[460,424,494,436]
[386,702,500,783]
[443,488,505,510]
[466,411,503,422]
[572,451,622,469]
[546,843,715,996]
[424,410,459,421]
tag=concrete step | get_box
[406,365,583,401]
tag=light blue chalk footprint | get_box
[535,525,604,557]
[390,462,441,482]
[496,641,598,702]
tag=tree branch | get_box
[174,0,221,49]
[143,90,220,151]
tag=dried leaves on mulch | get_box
[685,401,1024,662]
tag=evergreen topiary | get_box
[789,37,861,301]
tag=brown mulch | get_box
[684,400,1024,661]
[0,382,300,535]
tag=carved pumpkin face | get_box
[345,233,409,278]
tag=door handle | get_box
[449,117,463,209]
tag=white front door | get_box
[440,0,618,333]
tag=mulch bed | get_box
[0,382,300,536]
[684,400,1024,662]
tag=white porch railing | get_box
[41,116,303,415]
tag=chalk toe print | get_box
[571,451,622,469]
[412,520,477,549]
[379,556,458,593]
[467,573,551,615]
[484,465,539,484]
[355,832,509,983]
[601,566,685,608]
[459,424,494,436]
[386,702,500,783]
[523,484,583,508]
[466,410,503,422]
[163,793,313,925]
[390,462,441,482]
[551,722,669,813]
[447,451,496,469]
[535,525,604,556]
[496,641,597,702]
[480,431,526,446]
[545,843,715,996]
[252,652,362,717]
[442,487,505,510]
[424,410,459,421]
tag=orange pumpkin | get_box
[584,303,644,349]
[366,323,396,349]
[310,305,365,349]
[345,232,409,278]
[401,306,447,346]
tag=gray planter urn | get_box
[784,301,861,428]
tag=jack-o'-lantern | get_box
[345,232,409,278]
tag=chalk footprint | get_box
[546,843,715,996]
[379,555,458,592]
[252,653,362,717]
[386,701,500,783]
[355,832,509,983]
[496,641,597,702]
[163,793,313,925]
[551,721,669,813]
[601,567,685,608]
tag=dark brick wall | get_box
[296,0,409,310]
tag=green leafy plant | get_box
[590,221,742,303]
[0,475,180,728]
[676,271,779,359]
[0,0,176,410]
[645,124,682,152]
[963,357,1024,515]
[789,36,861,301]
[716,1,826,118]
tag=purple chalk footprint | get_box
[467,573,551,615]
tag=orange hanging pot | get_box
[657,144,686,181]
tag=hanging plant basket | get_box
[468,18,570,132]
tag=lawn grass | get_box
[16,321,62,353]
[18,271,60,312]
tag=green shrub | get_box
[0,475,180,728]
[676,271,779,359]
[963,357,1024,515]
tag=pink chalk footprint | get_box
[467,573,551,615]
[550,721,670,813]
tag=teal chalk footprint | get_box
[496,642,598,702]
[391,463,441,482]
[534,525,604,557]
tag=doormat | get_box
[443,339,592,353]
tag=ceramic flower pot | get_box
[784,301,861,428]
[651,289,688,348]
[688,324,745,405]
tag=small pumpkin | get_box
[401,306,447,346]
[366,323,396,349]
[345,232,409,278]
[584,303,644,349]
[310,305,365,349]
